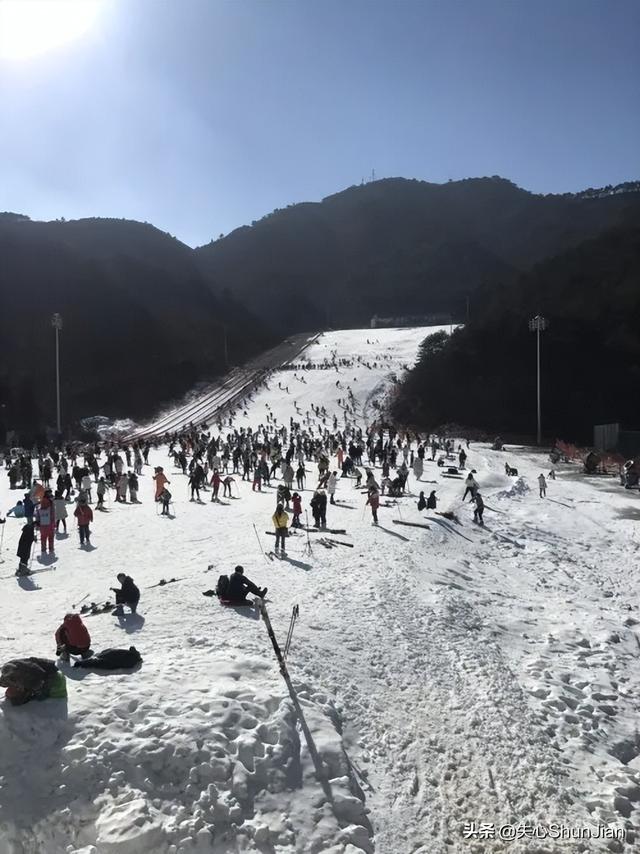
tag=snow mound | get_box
[0,657,371,854]
[495,476,530,498]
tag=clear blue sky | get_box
[1,0,638,247]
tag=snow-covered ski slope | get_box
[128,331,321,440]
[1,325,639,854]
[128,326,434,440]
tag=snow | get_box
[1,325,639,853]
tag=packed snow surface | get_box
[1,326,639,854]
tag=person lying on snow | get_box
[224,565,267,603]
[55,613,92,662]
[111,573,140,613]
[0,657,67,705]
[74,647,142,670]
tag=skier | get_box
[310,489,327,528]
[538,473,547,498]
[272,503,289,553]
[189,470,202,502]
[366,487,380,524]
[111,573,140,613]
[458,448,467,469]
[210,469,221,502]
[295,463,306,490]
[74,496,93,547]
[81,472,93,503]
[291,492,303,527]
[16,521,36,575]
[96,477,109,509]
[53,490,68,534]
[153,467,170,501]
[128,472,139,503]
[23,493,35,524]
[55,613,92,661]
[36,489,56,555]
[417,491,427,511]
[427,490,438,510]
[222,475,235,498]
[160,487,172,515]
[327,471,338,505]
[116,472,128,503]
[472,492,485,525]
[462,473,479,502]
[227,565,267,603]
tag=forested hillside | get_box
[0,214,270,437]
[392,225,640,441]
[196,177,640,331]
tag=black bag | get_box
[216,574,229,597]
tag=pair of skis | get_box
[317,537,353,549]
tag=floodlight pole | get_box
[52,313,63,435]
[528,315,547,445]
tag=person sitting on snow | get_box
[55,613,92,661]
[6,500,25,518]
[0,657,66,706]
[227,565,267,603]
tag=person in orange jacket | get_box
[74,496,93,546]
[153,467,170,501]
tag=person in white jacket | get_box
[54,491,68,534]
[327,471,338,505]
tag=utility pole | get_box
[528,315,547,446]
[51,313,63,436]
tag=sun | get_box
[0,0,102,60]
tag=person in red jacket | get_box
[366,487,380,525]
[291,492,303,527]
[74,496,93,546]
[210,469,221,502]
[55,613,92,662]
[36,488,56,555]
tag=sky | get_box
[0,0,638,247]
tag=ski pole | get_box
[73,592,91,609]
[0,520,5,563]
[253,523,270,564]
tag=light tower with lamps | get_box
[51,313,63,435]
[528,314,547,446]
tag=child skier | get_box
[74,496,93,546]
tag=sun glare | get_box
[0,0,102,60]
